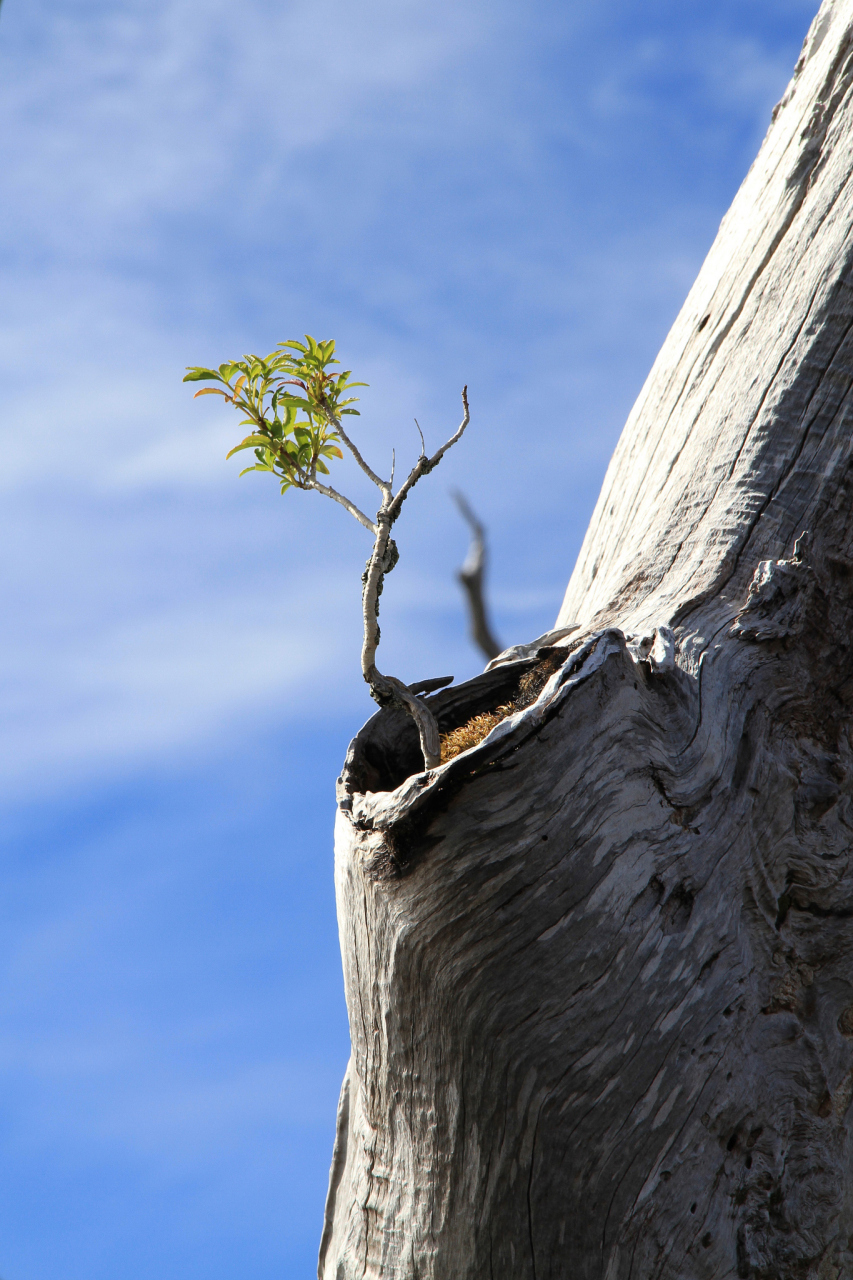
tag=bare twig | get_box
[408,675,454,695]
[452,491,502,662]
[388,388,470,522]
[333,419,390,495]
[304,478,378,534]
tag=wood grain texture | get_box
[557,0,853,641]
[320,3,853,1276]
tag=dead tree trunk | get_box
[319,4,853,1276]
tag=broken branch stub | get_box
[452,490,503,662]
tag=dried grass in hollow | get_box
[439,703,516,763]
[438,650,570,765]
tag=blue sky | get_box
[0,0,816,1276]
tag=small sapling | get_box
[184,336,469,769]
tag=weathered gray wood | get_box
[320,4,853,1276]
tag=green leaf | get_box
[190,337,367,499]
[277,395,314,414]
[225,433,272,460]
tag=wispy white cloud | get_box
[0,562,369,798]
[0,1032,342,1159]
[702,34,801,115]
[0,0,815,804]
[0,0,496,251]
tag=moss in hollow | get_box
[439,649,567,763]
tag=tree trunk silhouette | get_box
[319,4,853,1276]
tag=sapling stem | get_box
[348,387,470,770]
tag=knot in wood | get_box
[732,549,814,642]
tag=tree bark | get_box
[319,4,853,1276]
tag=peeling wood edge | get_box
[339,629,655,878]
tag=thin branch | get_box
[354,387,471,769]
[418,385,470,469]
[306,478,378,534]
[453,488,483,541]
[453,490,502,662]
[388,387,470,522]
[414,418,426,456]
[332,418,390,494]
[390,448,396,490]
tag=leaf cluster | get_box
[183,335,366,492]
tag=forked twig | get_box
[358,388,470,767]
